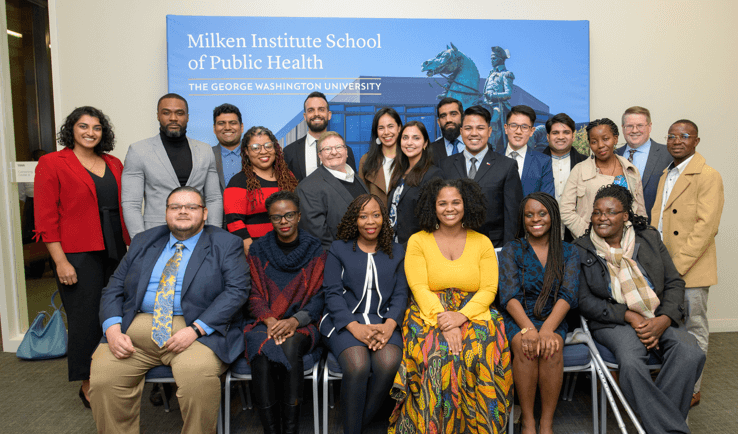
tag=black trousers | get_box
[249,333,310,407]
[54,250,119,381]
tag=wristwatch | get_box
[190,324,203,338]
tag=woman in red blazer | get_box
[34,106,130,408]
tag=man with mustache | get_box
[284,91,356,182]
[615,106,671,223]
[430,97,464,165]
[122,93,223,240]
[651,119,724,408]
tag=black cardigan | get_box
[574,227,686,332]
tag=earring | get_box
[462,222,465,228]
[376,138,381,145]
[435,223,439,230]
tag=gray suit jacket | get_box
[296,166,368,250]
[615,139,671,222]
[122,134,223,239]
[212,143,227,193]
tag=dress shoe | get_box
[79,386,91,409]
[256,403,281,434]
[691,391,701,407]
[149,383,173,406]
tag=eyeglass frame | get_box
[318,144,347,154]
[591,210,626,218]
[665,133,696,142]
[505,123,532,132]
[167,203,205,212]
[247,142,275,152]
[268,211,299,223]
[623,123,651,132]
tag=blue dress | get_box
[498,239,580,342]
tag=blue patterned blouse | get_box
[498,239,580,342]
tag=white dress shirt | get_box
[325,164,355,182]
[550,152,571,201]
[304,134,319,177]
[382,156,394,191]
[657,154,695,236]
[506,144,527,179]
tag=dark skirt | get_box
[325,325,403,358]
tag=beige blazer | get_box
[650,152,724,287]
[358,154,390,206]
[560,155,647,238]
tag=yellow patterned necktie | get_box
[152,242,184,348]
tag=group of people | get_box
[31,89,723,434]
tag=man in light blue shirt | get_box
[90,186,250,433]
[211,103,244,192]
[430,97,464,165]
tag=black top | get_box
[339,177,367,199]
[87,167,126,261]
[159,130,193,186]
[275,235,301,256]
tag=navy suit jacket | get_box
[99,225,251,363]
[494,144,555,198]
[615,139,671,222]
[430,137,449,166]
[387,166,443,245]
[440,149,523,247]
[284,135,357,182]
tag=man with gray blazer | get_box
[210,103,244,194]
[296,132,368,250]
[122,93,223,240]
[615,106,671,223]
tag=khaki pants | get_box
[89,314,226,434]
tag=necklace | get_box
[596,159,617,176]
[80,157,98,172]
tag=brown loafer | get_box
[690,392,701,407]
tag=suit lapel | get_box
[641,142,660,185]
[520,147,534,184]
[152,135,180,185]
[186,138,201,185]
[297,138,309,180]
[60,148,96,197]
[213,144,226,191]
[182,231,210,299]
[664,155,701,209]
[136,237,168,309]
[452,154,467,179]
[320,167,358,205]
[474,149,495,182]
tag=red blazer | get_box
[34,147,131,253]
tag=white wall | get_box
[39,0,738,332]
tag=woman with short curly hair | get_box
[389,177,513,434]
[320,194,407,434]
[34,106,130,408]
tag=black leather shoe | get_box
[149,384,173,407]
[281,403,300,434]
[256,403,281,434]
[79,386,91,409]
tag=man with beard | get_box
[430,97,464,165]
[122,93,222,240]
[211,103,244,194]
[284,91,356,182]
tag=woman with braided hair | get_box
[576,184,704,434]
[320,194,407,434]
[498,192,580,434]
[224,126,298,254]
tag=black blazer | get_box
[99,225,251,363]
[574,227,686,332]
[387,166,443,245]
[296,166,369,250]
[430,137,450,166]
[614,140,671,223]
[284,135,357,182]
[542,146,589,169]
[440,150,523,247]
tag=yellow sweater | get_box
[405,230,498,325]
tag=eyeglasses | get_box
[319,144,346,154]
[269,211,298,223]
[248,142,275,152]
[167,203,204,212]
[591,210,625,218]
[506,123,532,132]
[665,134,695,142]
[624,124,650,132]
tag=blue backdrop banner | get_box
[167,16,589,159]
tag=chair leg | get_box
[312,365,319,434]
[162,383,171,413]
[225,373,232,434]
[217,401,223,434]
[561,372,571,401]
[590,368,598,434]
[600,376,607,434]
[568,372,579,401]
[238,382,248,411]
[507,388,515,434]
[322,365,329,434]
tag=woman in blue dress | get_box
[498,192,580,434]
[320,193,408,434]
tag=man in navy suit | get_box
[89,186,250,434]
[429,97,464,165]
[615,106,671,223]
[284,91,356,182]
[441,106,523,247]
[493,105,555,198]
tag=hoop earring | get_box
[462,222,465,228]
[375,138,381,145]
[435,223,439,230]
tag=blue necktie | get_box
[451,140,460,155]
[152,243,184,347]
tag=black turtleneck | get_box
[275,235,300,256]
[159,130,193,186]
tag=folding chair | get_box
[145,365,223,434]
[223,347,323,434]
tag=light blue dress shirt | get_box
[623,139,651,179]
[444,138,462,156]
[463,146,489,177]
[102,230,213,336]
[221,144,242,187]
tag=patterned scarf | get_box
[589,222,660,318]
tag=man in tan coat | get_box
[651,119,724,408]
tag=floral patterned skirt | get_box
[389,288,513,434]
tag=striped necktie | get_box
[628,149,637,163]
[152,243,184,348]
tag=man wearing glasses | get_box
[651,119,724,408]
[90,186,250,434]
[122,93,223,240]
[296,132,369,250]
[493,105,555,198]
[615,106,671,223]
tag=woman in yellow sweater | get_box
[389,178,513,434]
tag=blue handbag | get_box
[16,290,68,360]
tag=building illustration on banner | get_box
[278,43,553,162]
